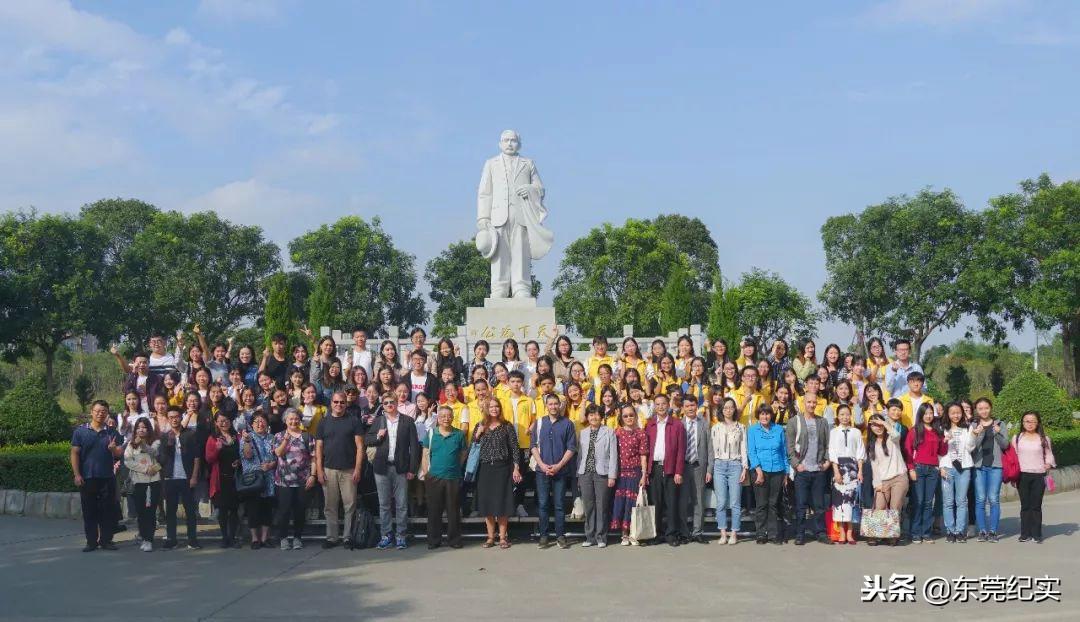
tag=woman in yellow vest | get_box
[865,337,891,385]
[650,353,681,397]
[673,335,696,379]
[564,383,588,432]
[567,361,591,397]
[732,365,764,426]
[618,337,648,380]
[681,356,711,412]
[860,381,889,425]
[599,386,621,429]
[716,360,739,397]
[619,367,650,401]
[756,359,776,404]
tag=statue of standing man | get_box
[476,130,553,299]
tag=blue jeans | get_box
[712,459,743,531]
[941,466,971,535]
[535,472,567,538]
[911,464,940,539]
[973,466,1002,533]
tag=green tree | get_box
[818,189,983,360]
[973,175,1080,395]
[263,272,296,347]
[426,241,489,337]
[290,217,425,335]
[729,268,818,348]
[0,212,111,391]
[995,369,1073,429]
[0,376,71,444]
[553,219,683,337]
[659,263,693,333]
[706,272,740,350]
[306,270,336,333]
[650,214,719,325]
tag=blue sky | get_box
[2,0,1077,350]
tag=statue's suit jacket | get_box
[477,155,544,228]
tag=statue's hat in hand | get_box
[475,223,498,260]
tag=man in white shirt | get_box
[344,328,373,378]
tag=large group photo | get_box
[1,1,1079,621]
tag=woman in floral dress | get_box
[610,404,649,545]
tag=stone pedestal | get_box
[465,297,558,344]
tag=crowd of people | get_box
[69,326,1058,553]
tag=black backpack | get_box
[350,504,380,549]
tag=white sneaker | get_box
[727,533,737,545]
[280,537,292,551]
[620,536,631,546]
[597,541,608,548]
[139,541,153,553]
[516,504,528,518]
[630,537,640,546]
[580,541,594,547]
[291,538,304,550]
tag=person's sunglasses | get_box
[331,400,345,404]
[382,401,395,406]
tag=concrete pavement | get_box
[0,491,1078,620]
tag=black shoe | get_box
[772,537,783,545]
[163,540,177,550]
[449,542,463,549]
[867,538,879,546]
[250,541,262,550]
[756,536,767,545]
[98,541,118,551]
[537,536,549,549]
[1018,536,1031,542]
[342,538,354,550]
[187,541,202,550]
[816,534,831,545]
[667,537,680,547]
[557,537,569,549]
[957,534,967,543]
[232,539,243,549]
[113,524,128,532]
[794,536,806,546]
[322,539,339,549]
[692,535,709,544]
[946,534,955,543]
[976,531,987,542]
[427,542,441,550]
[220,540,231,549]
[82,544,98,553]
[1033,537,1043,543]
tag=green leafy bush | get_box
[1048,428,1080,468]
[995,369,1073,430]
[0,442,75,492]
[0,376,73,445]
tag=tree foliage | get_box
[706,272,740,350]
[818,188,983,360]
[289,216,427,336]
[305,270,335,333]
[972,175,1080,395]
[659,263,693,333]
[995,369,1073,430]
[263,272,297,348]
[0,212,112,391]
[650,214,719,325]
[0,376,71,445]
[553,219,684,337]
[729,268,817,348]
[426,241,490,337]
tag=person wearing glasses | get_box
[315,391,365,549]
[365,393,421,550]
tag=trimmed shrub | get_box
[1048,428,1080,468]
[0,442,75,492]
[0,376,72,445]
[996,369,1072,430]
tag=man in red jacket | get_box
[644,394,686,546]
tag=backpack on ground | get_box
[350,504,380,549]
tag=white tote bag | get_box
[630,485,656,542]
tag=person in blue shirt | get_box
[70,400,124,552]
[530,393,577,549]
[883,339,924,398]
[747,403,788,545]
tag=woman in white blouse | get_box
[710,397,748,544]
[828,404,865,545]
[939,402,978,542]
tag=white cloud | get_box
[305,113,341,135]
[862,0,1026,28]
[182,178,331,250]
[0,0,147,60]
[197,0,286,23]
[164,27,192,46]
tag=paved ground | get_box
[1,492,1078,621]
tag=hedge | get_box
[0,442,76,493]
[1049,428,1080,469]
[0,376,72,445]
[995,370,1073,430]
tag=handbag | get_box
[630,485,657,542]
[419,429,433,481]
[236,436,269,494]
[1045,473,1056,492]
[1001,440,1020,484]
[859,509,900,538]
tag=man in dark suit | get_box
[644,394,686,546]
[364,394,420,550]
[679,399,713,544]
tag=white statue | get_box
[476,130,553,299]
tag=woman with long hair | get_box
[315,357,346,406]
[618,337,647,380]
[434,337,465,384]
[651,353,681,397]
[124,418,162,552]
[756,359,775,404]
[610,404,649,545]
[831,380,860,426]
[792,339,817,382]
[970,398,1008,542]
[711,397,748,544]
[865,337,891,385]
[1013,411,1056,543]
[598,385,620,429]
[767,339,792,383]
[472,400,522,549]
[864,414,908,546]
[620,367,649,401]
[673,335,695,379]
[717,359,740,396]
[373,339,403,381]
[939,402,977,542]
[904,402,947,543]
[771,384,797,426]
[205,412,241,548]
[645,339,668,381]
[828,404,865,545]
[500,338,521,372]
[682,356,710,410]
[860,382,889,421]
[545,330,577,383]
[347,365,369,395]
